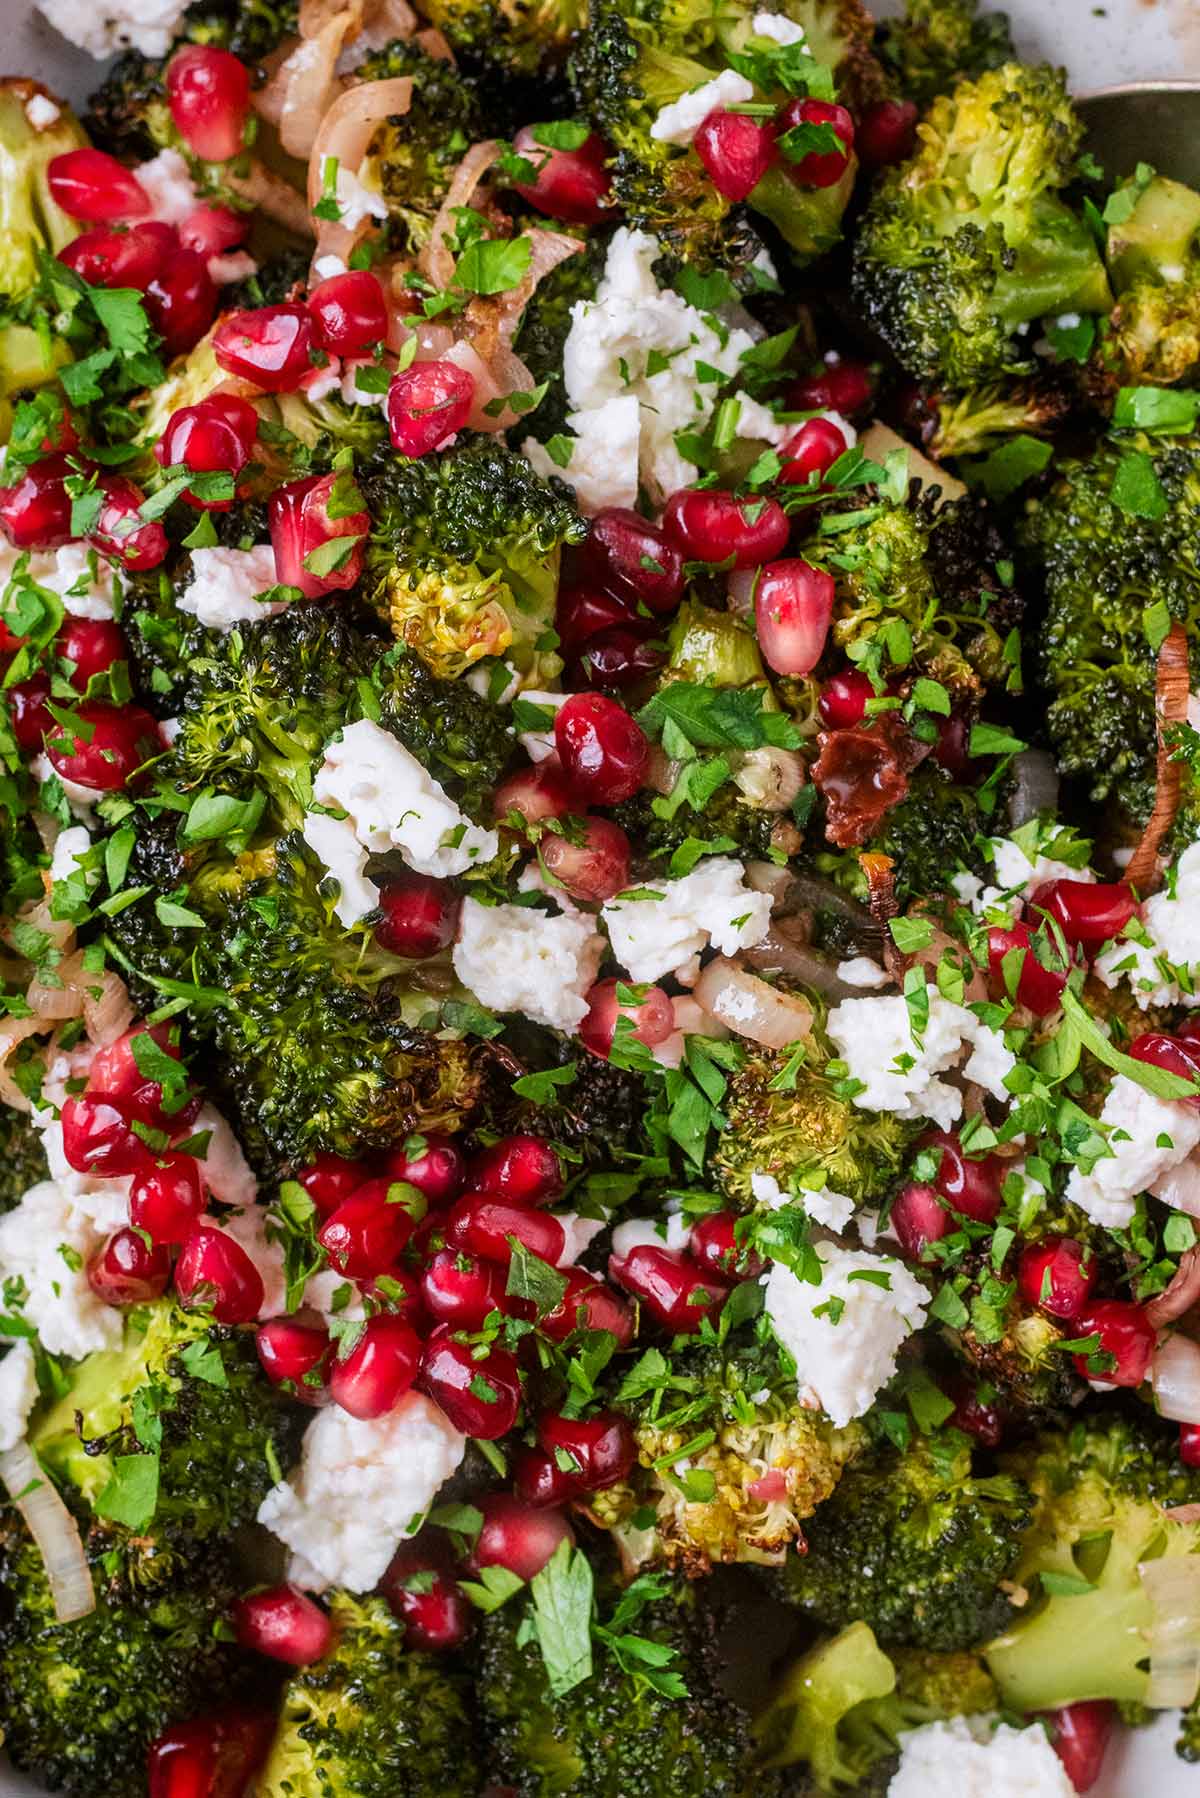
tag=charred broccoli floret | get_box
[935,1285,1087,1422]
[851,63,1111,386]
[1094,172,1200,391]
[875,0,1014,109]
[0,1103,48,1213]
[916,377,1071,461]
[358,40,486,250]
[415,0,586,80]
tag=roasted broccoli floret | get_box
[875,0,1014,109]
[777,1434,1033,1652]
[1094,172,1200,390]
[358,40,485,250]
[986,1407,1200,1712]
[415,0,586,80]
[255,1592,477,1797]
[915,377,1071,461]
[225,247,311,310]
[0,1103,48,1213]
[851,63,1111,386]
[822,764,983,904]
[935,1284,1087,1422]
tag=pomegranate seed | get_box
[556,584,638,651]
[88,1228,170,1306]
[493,758,577,828]
[932,710,970,778]
[1027,879,1137,950]
[374,872,461,958]
[176,1227,265,1325]
[213,305,317,392]
[156,397,257,505]
[146,249,217,358]
[512,1445,575,1505]
[167,45,251,163]
[857,98,919,170]
[1129,1031,1200,1104]
[1017,1238,1095,1321]
[418,1327,521,1437]
[469,1493,575,1581]
[778,98,855,188]
[818,669,874,729]
[1071,1300,1155,1387]
[420,1246,509,1330]
[386,360,475,458]
[56,617,127,690]
[232,1583,331,1668]
[919,1127,1005,1224]
[329,1314,421,1419]
[295,1152,369,1215]
[256,1317,331,1400]
[129,1152,206,1246]
[694,108,777,201]
[7,677,53,749]
[59,221,175,291]
[380,1537,474,1651]
[379,1134,465,1207]
[539,815,631,902]
[128,1081,202,1135]
[890,1181,948,1262]
[987,922,1074,1016]
[48,147,149,222]
[268,470,368,599]
[755,558,835,677]
[1044,1701,1115,1794]
[554,692,648,804]
[61,1093,152,1176]
[86,1022,195,1131]
[179,203,247,258]
[945,1377,1004,1448]
[510,125,613,225]
[308,270,388,354]
[146,1710,274,1798]
[578,977,675,1060]
[780,417,848,486]
[662,488,789,569]
[580,507,685,613]
[318,1180,421,1277]
[539,1265,635,1345]
[466,1134,563,1206]
[1180,1016,1200,1045]
[609,1244,729,1333]
[574,627,666,689]
[445,1195,566,1266]
[1180,1423,1200,1468]
[788,359,874,417]
[689,1211,765,1281]
[536,1409,636,1493]
[88,477,169,571]
[0,453,73,548]
[46,700,162,792]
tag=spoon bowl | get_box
[1079,81,1200,185]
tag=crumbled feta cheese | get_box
[1065,1073,1200,1227]
[49,824,92,887]
[764,1243,929,1427]
[453,898,605,1032]
[0,540,117,619]
[966,831,1096,916]
[0,1180,121,1357]
[341,361,389,410]
[554,1211,606,1266]
[135,149,198,226]
[315,719,499,880]
[301,812,380,928]
[751,1170,854,1231]
[334,166,388,231]
[602,857,772,983]
[888,1716,1073,1798]
[1152,1152,1200,1219]
[0,1341,39,1451]
[191,1104,258,1209]
[962,1019,1017,1104]
[732,393,792,448]
[209,251,258,287]
[649,70,755,146]
[25,93,62,129]
[302,366,343,404]
[178,545,283,630]
[37,1115,131,1233]
[30,753,98,824]
[38,0,192,58]
[525,394,642,515]
[514,690,568,764]
[313,254,348,281]
[826,991,1013,1130]
[835,956,889,989]
[752,10,806,43]
[258,1393,466,1592]
[611,1214,691,1257]
[1096,842,1200,1008]
[303,1269,367,1320]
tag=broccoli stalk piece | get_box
[1095,172,1200,390]
[875,0,1015,109]
[851,63,1112,386]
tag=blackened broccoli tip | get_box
[412,0,585,79]
[357,40,486,249]
[1095,172,1200,391]
[83,50,172,159]
[874,0,1015,109]
[936,1287,1087,1421]
[0,1104,48,1214]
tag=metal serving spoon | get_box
[1079,80,1200,185]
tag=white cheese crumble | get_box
[611,1213,691,1257]
[1065,1073,1200,1227]
[513,689,568,765]
[764,1243,929,1428]
[453,897,605,1033]
[31,753,98,824]
[301,811,380,928]
[601,857,772,984]
[258,1393,466,1592]
[0,1341,39,1452]
[888,1717,1073,1798]
[649,70,755,146]
[525,394,642,515]
[835,956,889,989]
[0,1180,122,1358]
[0,539,116,619]
[177,544,283,630]
[334,166,389,231]
[135,148,198,226]
[554,1211,607,1265]
[49,824,93,888]
[190,1103,258,1209]
[38,0,193,58]
[25,93,62,129]
[314,718,499,880]
[962,830,1096,917]
[825,990,1015,1129]
[1095,841,1200,1009]
[752,10,807,43]
[751,1169,854,1231]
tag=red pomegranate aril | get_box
[418,1327,521,1438]
[421,1246,509,1330]
[1071,1300,1156,1387]
[818,669,874,729]
[536,1410,636,1493]
[1018,1237,1096,1322]
[609,1244,728,1333]
[581,508,685,613]
[778,98,855,188]
[493,757,577,828]
[56,617,127,690]
[510,124,613,225]
[781,415,848,486]
[662,488,789,570]
[1027,878,1137,950]
[539,815,631,902]
[318,1182,420,1278]
[932,710,970,779]
[554,691,648,804]
[61,1093,152,1176]
[307,269,388,354]
[88,477,169,571]
[88,1021,180,1098]
[129,1079,202,1136]
[446,1195,566,1267]
[58,221,175,291]
[146,248,217,358]
[256,1317,331,1399]
[329,1314,421,1419]
[857,98,920,170]
[512,1445,576,1505]
[233,1583,331,1668]
[946,1377,1004,1449]
[387,360,475,457]
[787,359,874,418]
[374,872,461,958]
[48,147,149,222]
[179,203,248,258]
[1044,1700,1115,1794]
[176,1227,265,1324]
[268,470,368,599]
[88,1228,171,1307]
[920,1127,1005,1224]
[1129,1031,1200,1104]
[469,1493,575,1582]
[167,45,251,163]
[380,1134,465,1207]
[129,1152,206,1246]
[987,922,1073,1016]
[694,107,777,202]
[556,583,638,650]
[540,1265,635,1346]
[578,977,675,1060]
[213,305,317,392]
[0,453,73,548]
[47,700,162,792]
[1180,1422,1200,1468]
[146,1710,274,1798]
[890,1181,948,1262]
[7,676,52,749]
[466,1133,563,1207]
[755,558,835,677]
[575,626,666,689]
[689,1210,765,1282]
[381,1538,474,1651]
[156,397,258,499]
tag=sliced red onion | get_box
[693,956,813,1049]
